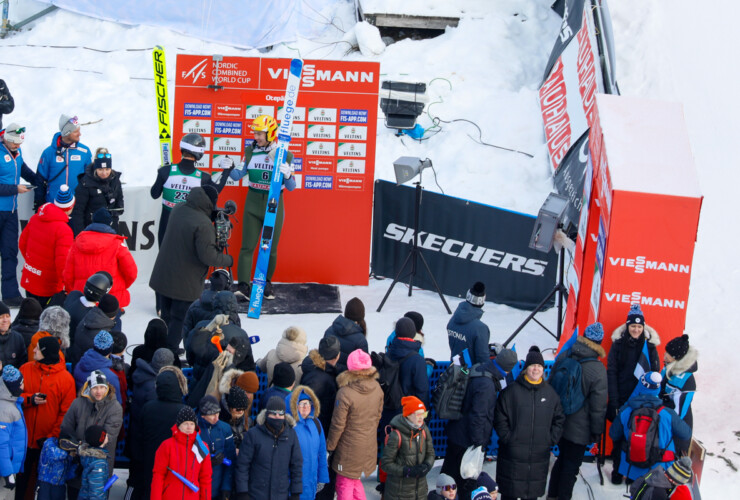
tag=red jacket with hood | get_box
[19,203,74,296]
[151,424,212,500]
[63,224,137,307]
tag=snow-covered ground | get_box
[2,0,737,497]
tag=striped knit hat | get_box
[54,184,75,209]
[666,456,692,484]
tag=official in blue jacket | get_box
[286,386,329,500]
[610,371,691,481]
[35,114,91,205]
[0,365,27,490]
[447,282,490,365]
[198,395,236,499]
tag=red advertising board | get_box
[561,95,703,363]
[173,56,380,285]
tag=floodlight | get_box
[393,156,433,185]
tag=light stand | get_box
[377,158,451,314]
[503,193,570,346]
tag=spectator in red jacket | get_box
[63,208,137,308]
[16,336,76,499]
[151,406,212,500]
[19,184,75,307]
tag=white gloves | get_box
[219,156,234,170]
[205,314,230,332]
[279,162,293,179]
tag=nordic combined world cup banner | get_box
[174,56,380,285]
[371,181,558,310]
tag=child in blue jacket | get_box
[0,365,27,492]
[78,425,110,500]
[37,438,75,500]
[198,395,236,498]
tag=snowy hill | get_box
[2,0,739,497]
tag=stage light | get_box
[380,81,428,135]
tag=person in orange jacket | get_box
[16,336,76,499]
[151,406,212,500]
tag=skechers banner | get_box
[371,181,558,310]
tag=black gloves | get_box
[235,493,249,500]
[606,404,617,422]
[404,464,431,478]
[3,475,14,490]
[212,453,224,466]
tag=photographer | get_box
[150,185,233,352]
[70,147,123,235]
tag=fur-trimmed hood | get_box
[666,345,698,378]
[158,365,188,396]
[336,367,379,390]
[611,323,661,346]
[574,335,606,358]
[218,367,244,395]
[307,349,326,371]
[289,385,321,419]
[255,408,297,427]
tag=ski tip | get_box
[154,45,164,51]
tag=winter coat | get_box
[324,315,368,366]
[130,358,159,430]
[10,316,39,349]
[197,415,235,496]
[609,393,691,480]
[59,381,122,476]
[607,324,661,412]
[235,410,303,499]
[38,437,74,485]
[381,413,435,500]
[0,141,32,212]
[187,321,253,384]
[19,359,76,448]
[553,336,608,445]
[63,290,95,339]
[386,330,433,379]
[257,328,307,385]
[133,367,188,490]
[70,164,124,235]
[494,374,565,499]
[660,346,698,431]
[287,386,329,500]
[68,307,114,367]
[0,330,27,368]
[447,359,505,449]
[259,385,292,412]
[73,349,123,405]
[183,289,238,341]
[36,132,92,203]
[19,202,74,296]
[63,223,137,307]
[78,445,108,500]
[151,425,212,500]
[299,350,341,435]
[386,335,429,409]
[325,366,384,479]
[0,380,26,476]
[149,187,233,302]
[447,301,490,365]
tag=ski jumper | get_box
[230,141,294,284]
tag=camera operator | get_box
[149,185,233,353]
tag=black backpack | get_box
[629,468,673,499]
[548,352,596,415]
[433,357,499,420]
[624,406,668,469]
[371,351,414,411]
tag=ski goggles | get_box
[97,153,112,159]
[441,485,457,492]
[12,127,26,134]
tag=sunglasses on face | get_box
[97,153,111,159]
[442,485,457,491]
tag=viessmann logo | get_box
[604,291,685,310]
[608,256,690,274]
[266,64,374,88]
[182,59,209,84]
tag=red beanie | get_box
[402,396,426,417]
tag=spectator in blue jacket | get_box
[78,425,109,500]
[35,114,92,205]
[287,386,329,500]
[387,317,429,409]
[37,437,74,500]
[0,365,26,492]
[0,123,37,307]
[323,297,367,368]
[660,334,697,455]
[385,311,433,379]
[258,361,295,412]
[447,282,490,365]
[610,371,691,482]
[198,395,236,499]
[73,331,123,405]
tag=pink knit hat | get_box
[347,349,372,371]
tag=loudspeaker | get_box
[529,193,569,253]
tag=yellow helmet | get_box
[251,115,278,142]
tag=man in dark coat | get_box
[0,301,27,367]
[323,297,367,367]
[68,294,117,367]
[63,271,113,336]
[70,151,124,235]
[494,347,565,500]
[547,323,608,500]
[128,318,171,383]
[182,268,234,340]
[447,282,490,365]
[235,396,303,500]
[443,347,517,500]
[149,185,233,351]
[10,298,42,348]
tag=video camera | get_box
[214,200,237,252]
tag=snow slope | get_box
[2,0,737,496]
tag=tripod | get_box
[377,182,451,314]
[502,249,567,346]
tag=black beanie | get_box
[111,330,127,355]
[404,311,424,332]
[18,298,42,320]
[226,386,250,410]
[38,336,61,364]
[395,317,417,340]
[265,396,286,416]
[665,334,690,360]
[523,345,544,369]
[92,208,113,226]
[318,335,341,361]
[272,362,295,388]
[209,268,231,292]
[199,395,220,416]
[84,425,107,447]
[176,406,197,427]
[466,282,486,307]
[0,302,9,317]
[99,294,119,318]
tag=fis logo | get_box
[182,59,209,84]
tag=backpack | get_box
[432,354,499,421]
[548,352,596,415]
[624,406,668,468]
[371,351,414,411]
[629,468,673,499]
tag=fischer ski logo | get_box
[182,59,209,84]
[153,46,172,166]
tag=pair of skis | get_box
[151,47,303,319]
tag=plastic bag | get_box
[460,445,484,479]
